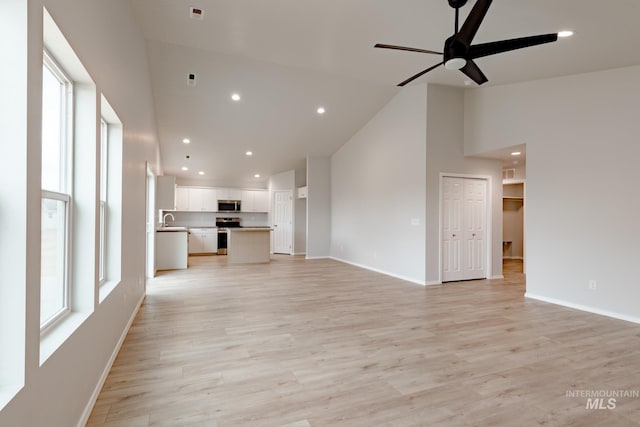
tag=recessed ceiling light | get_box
[181,166,188,171]
[231,93,241,101]
[558,30,574,38]
[254,174,261,178]
[198,171,205,175]
[245,151,253,156]
[182,138,190,144]
[317,107,325,114]
[511,151,521,156]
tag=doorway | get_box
[441,176,489,282]
[272,190,293,254]
[145,165,155,279]
[503,182,525,274]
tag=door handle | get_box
[452,234,456,237]
[472,233,476,237]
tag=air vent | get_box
[189,7,204,20]
[187,73,196,87]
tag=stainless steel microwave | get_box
[218,200,241,212]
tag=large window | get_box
[41,52,72,329]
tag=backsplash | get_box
[164,211,268,228]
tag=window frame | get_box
[40,191,71,331]
[99,118,108,285]
[40,49,74,332]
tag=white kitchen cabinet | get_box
[296,186,308,199]
[241,190,269,212]
[217,188,242,200]
[178,187,217,211]
[156,176,176,210]
[175,186,189,210]
[188,228,218,254]
[156,230,188,269]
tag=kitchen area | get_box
[154,178,273,271]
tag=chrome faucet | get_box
[162,212,175,227]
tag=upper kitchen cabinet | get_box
[156,176,176,210]
[176,186,217,211]
[189,187,217,211]
[217,188,242,201]
[241,190,269,212]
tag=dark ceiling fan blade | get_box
[374,44,442,55]
[468,33,558,59]
[398,62,444,87]
[460,59,488,85]
[457,0,493,46]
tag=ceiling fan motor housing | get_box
[448,0,468,8]
[444,35,468,69]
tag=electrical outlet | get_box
[589,280,597,290]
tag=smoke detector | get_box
[189,7,204,20]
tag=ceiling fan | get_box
[375,0,559,86]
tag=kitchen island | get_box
[227,227,272,264]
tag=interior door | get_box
[463,179,487,280]
[273,190,293,254]
[442,177,464,281]
[442,177,487,282]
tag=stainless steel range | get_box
[215,217,241,255]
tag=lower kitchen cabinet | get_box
[156,231,188,270]
[188,228,218,254]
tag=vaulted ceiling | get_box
[130,0,640,187]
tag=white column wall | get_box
[306,156,331,258]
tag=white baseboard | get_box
[425,280,442,286]
[524,293,640,325]
[77,293,145,427]
[330,256,426,286]
[491,275,505,279]
[292,252,307,256]
[305,255,330,260]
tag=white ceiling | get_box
[130,0,640,186]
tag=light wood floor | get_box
[87,257,640,426]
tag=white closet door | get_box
[442,177,464,282]
[463,179,487,280]
[442,177,487,282]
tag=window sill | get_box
[0,383,23,411]
[40,311,91,366]
[99,279,121,304]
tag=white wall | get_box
[465,65,640,322]
[331,85,426,284]
[425,84,503,284]
[0,0,161,425]
[306,156,331,258]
